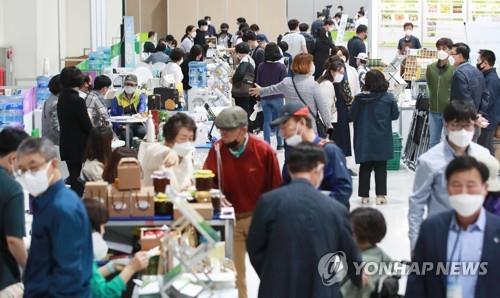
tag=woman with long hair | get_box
[81,126,114,182]
[180,25,196,54]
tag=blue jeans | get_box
[428,112,444,148]
[262,98,284,146]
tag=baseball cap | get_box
[124,74,138,85]
[270,102,310,127]
[215,106,248,129]
[355,53,369,61]
[256,34,269,43]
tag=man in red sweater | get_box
[204,106,282,298]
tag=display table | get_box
[106,213,235,260]
[109,116,148,147]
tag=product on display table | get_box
[117,157,142,190]
[109,186,156,218]
[402,49,437,81]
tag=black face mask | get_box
[477,62,484,71]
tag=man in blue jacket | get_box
[16,138,93,297]
[247,142,362,298]
[275,102,353,209]
[449,43,489,140]
[406,156,500,298]
[476,49,500,155]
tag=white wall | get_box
[65,0,91,57]
[287,0,368,24]
[106,0,123,46]
[36,0,60,75]
[0,0,4,46]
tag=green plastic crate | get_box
[387,150,402,171]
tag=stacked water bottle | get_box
[89,47,112,71]
[36,76,51,108]
[0,94,24,130]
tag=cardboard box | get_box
[173,203,213,220]
[116,158,141,191]
[140,227,165,250]
[131,186,155,217]
[83,182,109,206]
[108,188,131,218]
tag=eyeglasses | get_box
[13,162,49,178]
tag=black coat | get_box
[57,88,92,163]
[247,178,362,298]
[314,39,335,80]
[406,210,500,298]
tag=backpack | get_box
[231,62,255,97]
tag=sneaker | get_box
[348,168,357,176]
[361,197,369,204]
[376,196,387,205]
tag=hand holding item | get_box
[249,83,261,97]
[128,251,150,273]
[476,115,489,129]
[163,150,179,168]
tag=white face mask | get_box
[202,26,208,31]
[448,56,456,66]
[334,73,344,83]
[190,32,197,38]
[92,232,109,260]
[206,21,211,25]
[310,64,316,76]
[339,56,347,63]
[449,194,484,217]
[437,50,449,61]
[19,162,53,197]
[285,124,303,147]
[315,165,324,189]
[405,30,413,37]
[448,129,474,148]
[124,86,136,95]
[178,58,184,65]
[172,141,195,157]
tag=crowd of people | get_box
[1,11,500,298]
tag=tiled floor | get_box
[245,147,415,297]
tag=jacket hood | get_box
[355,91,391,104]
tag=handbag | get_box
[231,62,255,97]
[291,77,328,138]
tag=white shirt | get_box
[318,80,338,123]
[355,16,369,28]
[180,37,194,54]
[163,62,184,84]
[281,32,307,57]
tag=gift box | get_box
[140,227,165,251]
[173,203,213,220]
[83,181,109,206]
[108,188,131,218]
[116,157,141,191]
[131,186,155,217]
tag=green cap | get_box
[214,106,248,129]
[124,74,138,85]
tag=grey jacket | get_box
[259,74,332,132]
[42,94,60,145]
[408,140,490,250]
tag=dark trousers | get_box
[66,160,84,196]
[478,128,495,155]
[358,161,387,197]
[117,123,147,141]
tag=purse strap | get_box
[291,76,326,125]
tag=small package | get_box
[140,227,165,250]
[116,157,141,191]
[108,188,131,217]
[130,186,155,217]
[83,181,109,205]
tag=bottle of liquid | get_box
[145,111,156,143]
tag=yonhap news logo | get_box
[317,251,348,286]
[318,251,489,286]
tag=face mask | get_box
[405,30,412,37]
[449,194,484,217]
[190,32,197,38]
[172,142,195,157]
[124,86,136,95]
[334,73,344,83]
[310,64,316,76]
[448,129,474,148]
[339,56,347,63]
[92,232,109,260]
[206,21,211,25]
[437,50,449,61]
[477,62,484,71]
[285,124,303,147]
[314,165,324,189]
[178,58,184,65]
[221,29,228,34]
[202,26,208,31]
[20,162,53,197]
[448,56,456,66]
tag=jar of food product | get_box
[193,170,215,191]
[151,171,171,194]
[210,189,222,213]
[154,193,173,216]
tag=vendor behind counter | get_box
[141,113,197,192]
